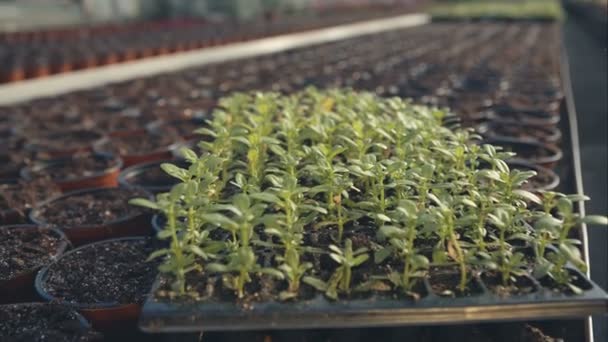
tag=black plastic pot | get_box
[25,130,107,160]
[20,152,123,192]
[35,237,152,331]
[477,119,562,144]
[29,188,153,246]
[0,303,99,340]
[483,137,563,169]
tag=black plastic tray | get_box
[140,267,607,332]
[138,28,607,334]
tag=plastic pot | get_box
[0,303,98,339]
[477,119,562,144]
[29,188,153,246]
[25,130,106,160]
[0,225,70,304]
[94,131,182,168]
[20,152,123,192]
[484,137,563,169]
[34,237,150,331]
[118,159,184,194]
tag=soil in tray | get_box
[481,272,537,297]
[0,179,61,222]
[101,132,178,156]
[0,303,102,341]
[34,188,147,227]
[0,227,66,282]
[42,238,159,304]
[29,154,118,181]
[428,268,483,297]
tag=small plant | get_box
[379,200,429,293]
[304,239,369,299]
[135,89,606,302]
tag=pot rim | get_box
[118,158,183,193]
[483,136,563,165]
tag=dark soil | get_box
[41,238,159,304]
[100,132,179,155]
[29,154,118,181]
[0,179,61,221]
[0,303,102,342]
[428,269,482,297]
[0,226,67,282]
[481,272,537,297]
[34,188,147,227]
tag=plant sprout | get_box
[133,89,607,301]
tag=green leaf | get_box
[180,147,198,163]
[352,254,370,266]
[189,245,211,259]
[303,276,328,291]
[513,189,541,205]
[376,213,392,222]
[231,136,251,146]
[260,268,285,279]
[250,192,281,204]
[129,198,159,210]
[582,215,608,226]
[146,249,170,262]
[207,263,231,273]
[161,163,190,182]
[201,213,238,230]
[374,247,393,264]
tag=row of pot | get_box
[0,5,420,84]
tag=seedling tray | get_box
[138,46,608,334]
[140,268,607,332]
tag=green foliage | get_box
[133,89,607,300]
[430,0,564,21]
